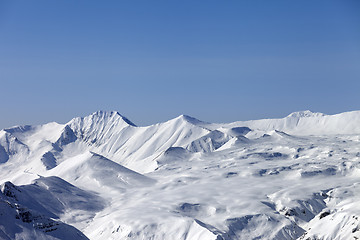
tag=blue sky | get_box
[1,1,359,127]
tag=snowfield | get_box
[1,110,360,239]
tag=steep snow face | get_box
[0,110,360,240]
[55,125,77,147]
[0,131,29,164]
[0,179,90,240]
[68,111,136,145]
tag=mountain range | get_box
[1,110,360,239]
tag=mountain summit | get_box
[287,110,326,118]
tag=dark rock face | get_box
[1,181,21,200]
[0,145,9,164]
[319,211,330,219]
[55,125,77,147]
[0,180,90,240]
[41,151,57,170]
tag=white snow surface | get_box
[0,110,360,239]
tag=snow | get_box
[0,110,360,239]
[0,179,89,240]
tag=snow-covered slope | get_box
[66,111,211,172]
[0,178,91,240]
[224,110,360,135]
[0,110,360,239]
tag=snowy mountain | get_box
[1,110,360,239]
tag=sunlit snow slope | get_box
[1,110,360,239]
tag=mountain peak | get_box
[89,111,136,127]
[287,110,326,118]
[67,111,136,144]
[175,114,206,125]
[70,111,136,128]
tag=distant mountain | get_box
[225,110,360,135]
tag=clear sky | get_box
[1,0,359,128]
